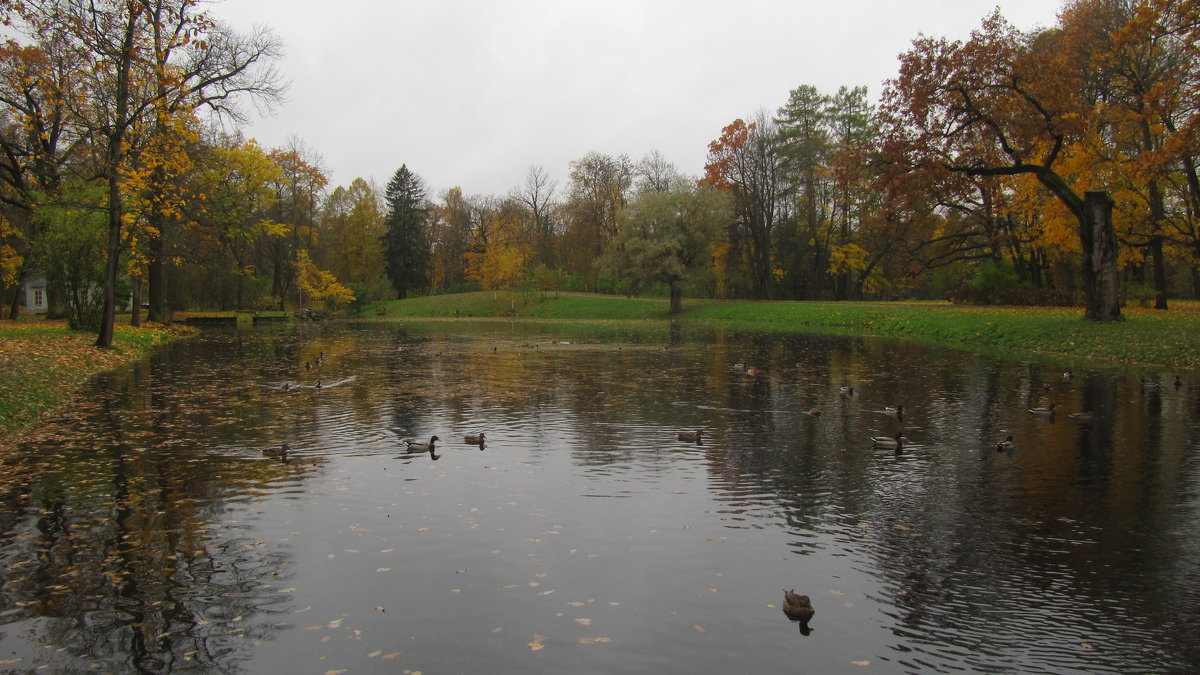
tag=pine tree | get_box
[381,165,429,299]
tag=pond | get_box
[0,320,1197,674]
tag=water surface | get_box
[1,320,1197,673]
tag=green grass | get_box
[363,292,1200,370]
[0,320,193,436]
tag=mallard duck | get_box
[884,405,904,416]
[840,385,854,395]
[1068,410,1096,422]
[782,589,815,624]
[1028,403,1056,416]
[405,435,440,452]
[263,442,289,460]
[995,435,1015,451]
[677,430,703,444]
[871,432,904,449]
[464,432,486,445]
[1174,375,1183,388]
[1062,370,1074,381]
[805,408,822,417]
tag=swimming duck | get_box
[782,589,815,625]
[840,385,854,395]
[405,435,440,452]
[995,435,1015,451]
[1062,370,1074,381]
[1028,403,1056,416]
[1174,375,1183,388]
[1068,410,1096,422]
[871,432,904,449]
[806,408,822,417]
[884,405,904,416]
[464,432,486,445]
[263,442,289,460]
[677,430,703,444]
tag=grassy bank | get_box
[0,320,193,436]
[366,291,1200,370]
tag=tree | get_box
[10,0,282,346]
[561,152,632,285]
[319,177,385,288]
[880,11,1122,320]
[702,113,787,299]
[599,179,731,314]
[381,165,429,299]
[511,165,557,268]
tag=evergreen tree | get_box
[381,165,430,298]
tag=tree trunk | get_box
[669,280,682,315]
[96,168,122,348]
[147,216,169,323]
[1081,191,1121,321]
[130,275,142,327]
[1150,235,1168,310]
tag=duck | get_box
[677,430,703,444]
[1062,370,1074,381]
[805,408,822,417]
[405,435,440,452]
[263,442,289,460]
[464,432,486,445]
[871,432,904,449]
[782,589,815,625]
[1174,375,1183,388]
[884,405,904,416]
[1068,410,1096,422]
[840,385,854,395]
[995,435,1015,452]
[1028,403,1056,416]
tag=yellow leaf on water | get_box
[851,660,871,666]
[325,670,346,675]
[491,627,503,634]
[382,652,400,659]
[328,619,343,628]
[320,636,332,643]
[367,650,382,658]
[574,618,591,625]
[828,589,844,596]
[376,568,391,572]
[568,601,585,607]
[694,625,706,633]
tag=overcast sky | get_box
[207,0,1065,198]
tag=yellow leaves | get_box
[528,634,547,651]
[579,637,611,645]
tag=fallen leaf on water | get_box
[502,584,519,589]
[525,538,541,543]
[376,567,392,572]
[375,606,385,612]
[0,659,22,666]
[694,625,706,633]
[845,602,855,608]
[851,660,871,666]
[328,619,343,628]
[609,602,620,606]
[382,652,400,659]
[580,637,611,644]
[568,601,585,607]
[491,627,503,634]
[710,587,718,593]
[528,634,548,651]
[320,636,332,643]
[367,650,382,658]
[828,589,844,596]
[537,589,555,596]
[325,670,346,675]
[574,618,591,625]
[455,569,466,575]
[1081,642,1095,649]
[707,538,725,543]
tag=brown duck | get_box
[782,589,815,625]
